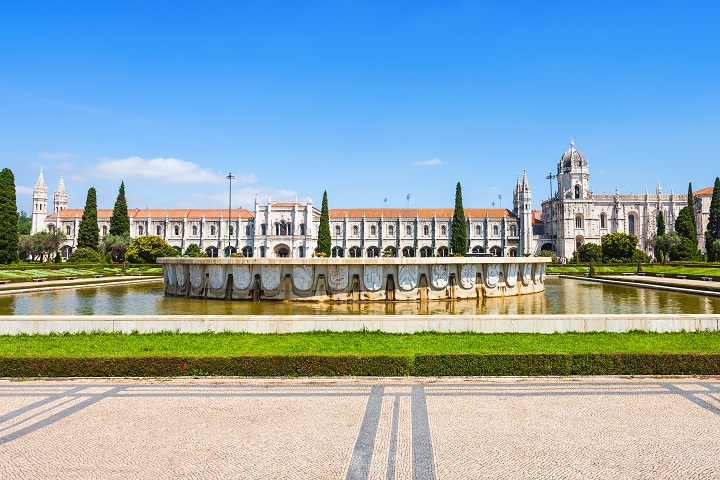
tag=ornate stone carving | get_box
[293,265,313,291]
[534,264,541,284]
[460,264,477,289]
[486,264,500,288]
[431,264,449,289]
[175,264,186,287]
[364,265,383,291]
[261,265,281,290]
[166,264,176,286]
[232,265,251,290]
[398,265,418,291]
[540,264,546,282]
[189,264,204,288]
[208,265,226,290]
[506,263,518,288]
[328,265,349,290]
[522,263,532,286]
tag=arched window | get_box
[334,225,342,236]
[298,246,305,258]
[490,246,502,257]
[508,248,518,257]
[174,225,180,235]
[367,246,379,257]
[437,246,449,257]
[229,225,234,236]
[349,246,361,257]
[628,214,636,235]
[423,225,429,236]
[440,225,447,236]
[574,185,581,199]
[472,246,484,253]
[192,225,198,236]
[138,225,144,235]
[493,225,499,236]
[383,246,397,257]
[600,213,607,229]
[261,224,266,235]
[242,246,253,258]
[420,246,433,257]
[402,246,415,257]
[245,225,251,236]
[575,215,583,229]
[48,224,55,232]
[352,225,359,236]
[370,225,377,236]
[475,225,482,236]
[102,225,108,235]
[156,225,162,236]
[299,224,306,235]
[388,225,394,236]
[510,225,517,236]
[277,221,289,235]
[331,246,344,257]
[405,225,412,236]
[66,225,71,236]
[210,225,216,236]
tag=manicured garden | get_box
[548,263,720,277]
[1,330,719,377]
[0,263,162,282]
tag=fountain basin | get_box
[157,257,550,302]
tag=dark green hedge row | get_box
[2,353,720,377]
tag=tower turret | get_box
[53,174,68,213]
[31,168,48,234]
[517,170,533,255]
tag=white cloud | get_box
[490,186,501,193]
[190,187,298,209]
[15,185,33,195]
[89,156,258,185]
[38,152,78,160]
[411,158,443,166]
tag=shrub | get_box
[126,236,179,264]
[67,247,100,263]
[230,252,245,258]
[577,243,602,263]
[183,243,203,257]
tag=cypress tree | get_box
[450,182,467,256]
[705,177,720,261]
[109,181,130,236]
[656,210,665,236]
[0,168,19,264]
[687,182,697,238]
[77,187,100,251]
[316,190,331,256]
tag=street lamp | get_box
[546,173,556,252]
[226,173,235,257]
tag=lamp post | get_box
[546,173,556,252]
[226,173,235,257]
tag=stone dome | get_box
[560,141,586,170]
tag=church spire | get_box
[35,168,46,189]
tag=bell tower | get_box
[31,168,48,234]
[54,174,68,213]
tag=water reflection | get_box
[0,277,718,315]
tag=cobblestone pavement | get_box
[1,377,720,479]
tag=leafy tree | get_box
[316,191,331,257]
[705,177,720,262]
[0,168,19,264]
[17,211,31,235]
[601,232,649,263]
[109,181,130,236]
[656,210,665,236]
[67,247,100,263]
[450,182,467,256]
[18,231,66,262]
[673,204,700,261]
[101,233,132,262]
[77,187,99,251]
[183,243,206,257]
[125,235,179,263]
[670,237,701,262]
[647,231,681,261]
[577,243,602,263]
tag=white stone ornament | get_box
[175,264,186,287]
[486,264,500,288]
[398,265,418,291]
[189,264,204,288]
[232,265,251,290]
[506,263,518,288]
[431,264,449,289]
[293,265,313,291]
[208,265,226,290]
[261,265,281,290]
[534,265,541,283]
[364,265,383,291]
[522,263,532,286]
[166,264,176,286]
[539,264,546,282]
[328,265,349,290]
[460,264,477,289]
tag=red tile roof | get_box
[328,208,514,219]
[47,208,255,220]
[694,187,715,196]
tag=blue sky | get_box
[2,1,719,213]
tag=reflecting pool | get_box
[1,277,719,316]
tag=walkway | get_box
[1,377,719,479]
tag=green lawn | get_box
[0,265,162,281]
[548,264,720,276]
[2,331,719,356]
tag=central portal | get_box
[274,244,290,258]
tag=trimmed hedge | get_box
[2,353,720,377]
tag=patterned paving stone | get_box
[0,377,719,479]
